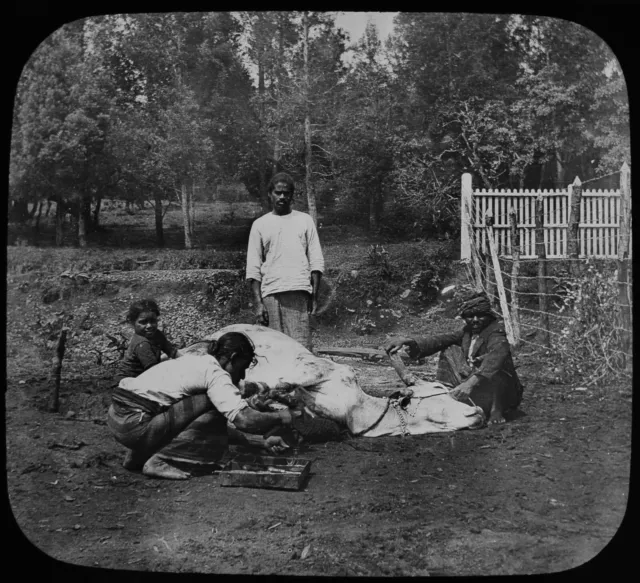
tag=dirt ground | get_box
[6,350,632,576]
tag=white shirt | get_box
[245,210,324,298]
[468,334,480,367]
[118,355,248,423]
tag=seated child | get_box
[114,299,183,384]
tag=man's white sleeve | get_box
[246,223,263,282]
[205,367,249,424]
[306,216,325,273]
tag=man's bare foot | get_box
[488,411,506,425]
[142,454,190,480]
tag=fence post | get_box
[616,162,632,371]
[48,327,69,413]
[461,173,484,290]
[461,173,472,261]
[485,209,516,347]
[568,176,582,276]
[535,193,550,347]
[482,246,496,309]
[509,207,521,347]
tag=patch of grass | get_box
[6,246,248,275]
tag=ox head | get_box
[404,387,486,434]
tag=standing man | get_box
[246,172,324,352]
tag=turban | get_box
[458,292,496,318]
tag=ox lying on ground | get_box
[184,324,486,437]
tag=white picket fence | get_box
[460,166,631,260]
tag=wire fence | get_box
[462,243,633,386]
[459,163,632,386]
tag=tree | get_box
[10,18,116,246]
[589,60,630,174]
[326,21,397,231]
[389,13,520,129]
[101,12,250,248]
[506,15,620,186]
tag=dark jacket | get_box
[115,331,178,381]
[415,319,522,391]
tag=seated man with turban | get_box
[384,292,523,425]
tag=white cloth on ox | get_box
[191,324,485,436]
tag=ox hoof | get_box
[142,455,190,480]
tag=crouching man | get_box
[107,332,299,480]
[384,292,523,425]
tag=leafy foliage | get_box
[552,260,630,384]
[9,12,630,248]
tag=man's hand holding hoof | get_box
[142,454,190,480]
[449,376,480,403]
[384,338,419,359]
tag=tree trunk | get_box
[82,195,92,233]
[181,182,193,249]
[154,190,165,248]
[272,14,285,174]
[368,190,379,231]
[78,196,88,248]
[69,200,79,246]
[538,161,545,190]
[273,136,281,174]
[303,11,317,225]
[10,200,30,222]
[190,183,196,235]
[554,149,565,189]
[93,196,102,229]
[31,201,43,232]
[55,199,65,246]
[45,200,52,217]
[257,37,270,213]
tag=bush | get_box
[550,259,631,384]
[317,242,456,332]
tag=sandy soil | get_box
[6,352,632,576]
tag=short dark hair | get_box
[208,332,256,361]
[268,172,295,194]
[127,299,160,323]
